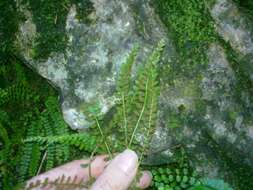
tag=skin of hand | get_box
[26,149,152,190]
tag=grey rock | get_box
[210,0,253,56]
[210,0,253,81]
[18,0,170,129]
[147,44,253,184]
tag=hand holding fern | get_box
[26,149,152,190]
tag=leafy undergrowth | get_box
[0,58,82,189]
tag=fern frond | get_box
[128,40,165,152]
[19,121,40,183]
[25,133,98,153]
[28,144,41,177]
[101,40,164,154]
[0,88,8,106]
[0,120,9,145]
[0,83,36,106]
[40,111,55,171]
[105,46,139,150]
[25,175,85,190]
[116,45,139,97]
[45,97,70,163]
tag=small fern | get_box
[106,46,140,150]
[24,174,86,190]
[83,40,165,157]
[128,40,164,152]
[19,120,41,183]
[25,133,98,153]
[89,40,162,157]
[0,88,8,106]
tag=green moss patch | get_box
[154,0,217,76]
[21,0,94,60]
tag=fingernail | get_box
[137,171,153,189]
[114,149,138,174]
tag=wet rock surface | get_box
[17,0,253,187]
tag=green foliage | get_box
[26,40,165,160]
[26,133,98,153]
[154,0,217,76]
[105,45,140,149]
[18,97,72,182]
[0,60,74,189]
[101,40,165,155]
[151,149,201,190]
[21,0,94,60]
[0,0,21,55]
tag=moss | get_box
[167,114,183,129]
[21,0,94,60]
[154,0,217,76]
[0,0,23,58]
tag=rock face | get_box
[18,0,170,129]
[210,0,253,80]
[210,0,253,56]
[17,0,253,188]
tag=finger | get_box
[90,155,111,178]
[91,149,138,190]
[136,171,152,189]
[26,155,109,189]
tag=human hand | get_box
[26,149,152,190]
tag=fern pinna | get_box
[19,97,72,183]
[0,62,73,188]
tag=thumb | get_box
[91,149,138,190]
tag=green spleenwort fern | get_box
[23,40,165,189]
[102,40,164,155]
